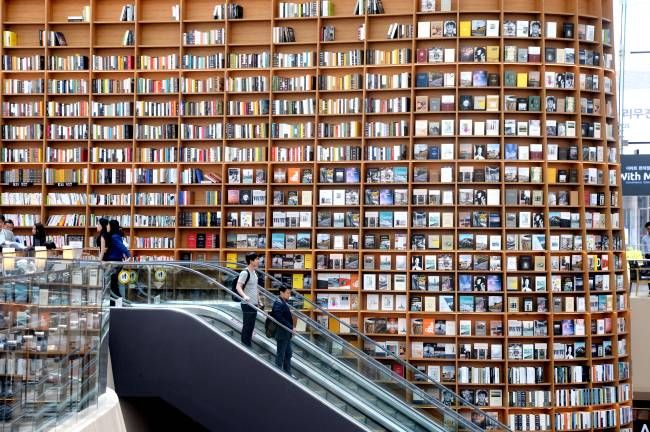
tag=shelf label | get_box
[54,182,79,187]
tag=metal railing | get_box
[113,259,510,431]
[0,256,109,431]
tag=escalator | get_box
[109,306,374,432]
[183,261,511,431]
[109,261,509,431]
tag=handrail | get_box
[113,261,446,430]
[109,261,440,431]
[117,259,507,431]
[202,260,510,431]
[105,261,486,431]
[6,257,509,431]
[169,304,410,432]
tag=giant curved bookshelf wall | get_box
[0,0,631,430]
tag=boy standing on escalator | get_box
[271,285,294,374]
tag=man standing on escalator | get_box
[236,252,263,347]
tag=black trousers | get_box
[275,336,292,374]
[240,303,257,347]
[110,264,123,298]
[105,261,123,304]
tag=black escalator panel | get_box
[109,307,370,432]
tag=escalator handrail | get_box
[201,260,510,431]
[109,261,445,432]
[145,260,501,432]
[191,301,444,432]
[8,257,506,432]
[166,303,421,432]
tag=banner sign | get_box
[621,154,650,196]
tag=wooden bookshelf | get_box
[0,0,631,430]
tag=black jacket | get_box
[271,298,293,340]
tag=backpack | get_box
[264,316,278,338]
[230,269,250,302]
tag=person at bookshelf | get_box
[32,223,47,247]
[271,285,294,375]
[106,219,130,261]
[236,252,262,347]
[0,220,15,243]
[105,219,131,301]
[96,218,111,261]
[0,220,22,249]
[30,223,55,250]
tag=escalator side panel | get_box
[109,307,368,432]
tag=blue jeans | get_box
[275,337,292,374]
[240,303,257,347]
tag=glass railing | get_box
[113,261,433,431]
[0,255,109,431]
[179,302,409,431]
[192,261,511,431]
[113,260,509,431]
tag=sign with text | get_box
[621,154,650,196]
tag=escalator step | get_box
[325,395,346,410]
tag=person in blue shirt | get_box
[271,285,294,375]
[105,219,131,302]
[105,219,130,261]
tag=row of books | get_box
[44,214,86,227]
[20,146,219,164]
[277,1,322,18]
[415,18,580,40]
[554,410,617,431]
[1,72,612,100]
[132,237,175,249]
[0,99,611,127]
[0,147,43,163]
[177,190,220,206]
[183,233,219,249]
[182,29,226,46]
[226,211,265,228]
[262,249,619,273]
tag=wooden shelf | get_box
[0,0,630,429]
